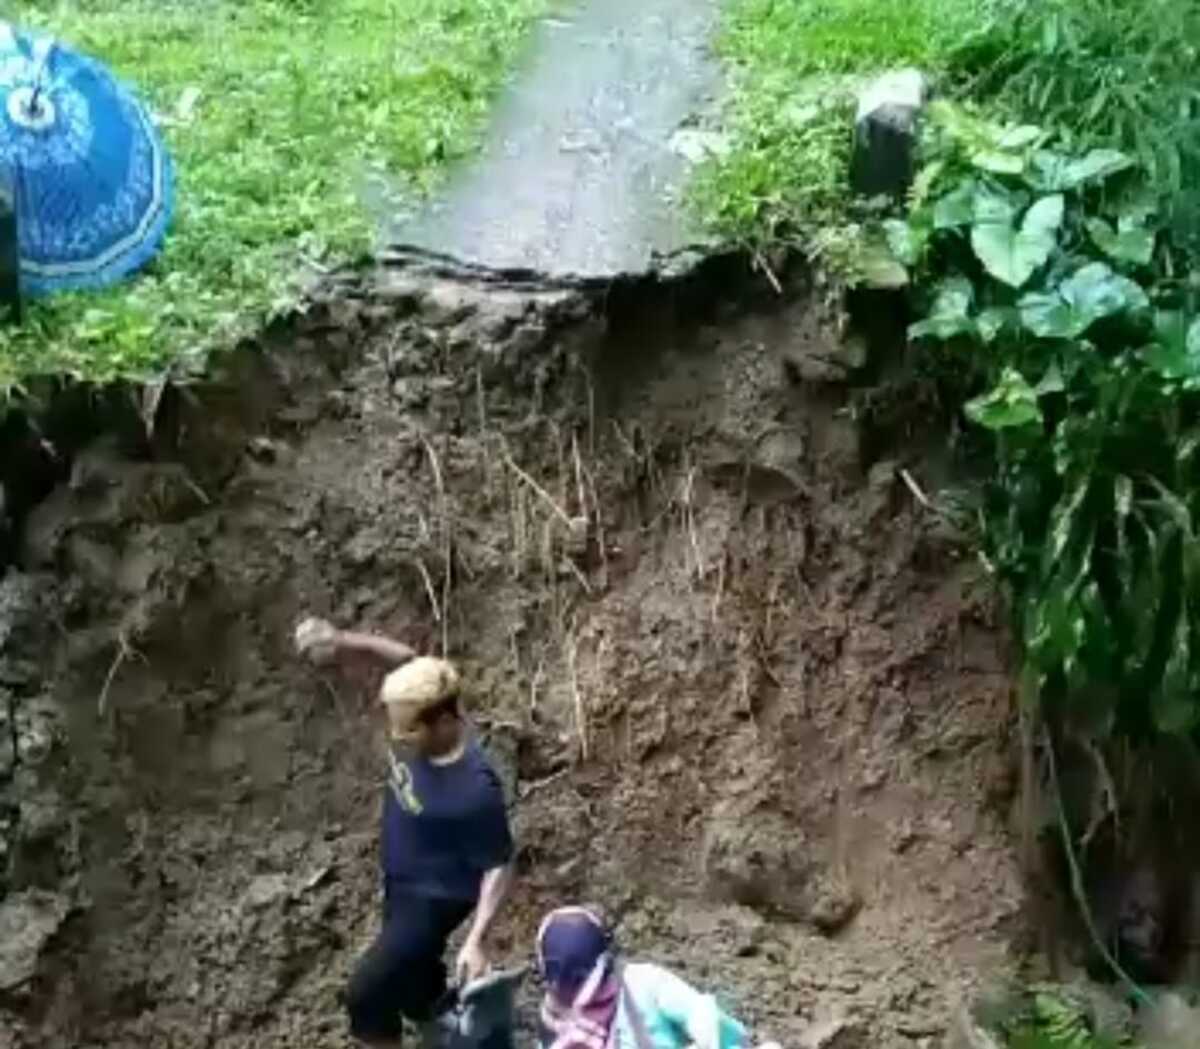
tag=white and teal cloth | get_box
[609,962,748,1049]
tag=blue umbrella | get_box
[0,22,173,297]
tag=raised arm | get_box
[294,617,416,669]
[331,629,416,667]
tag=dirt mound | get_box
[0,262,1024,1048]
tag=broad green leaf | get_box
[1017,294,1077,339]
[977,307,1016,344]
[971,194,1064,288]
[883,217,927,268]
[1025,577,1086,672]
[1029,148,1133,191]
[1086,216,1155,266]
[969,125,1045,176]
[971,148,1027,175]
[1018,262,1149,338]
[929,102,1041,175]
[965,367,1043,430]
[1142,311,1200,382]
[1034,360,1065,395]
[998,125,1045,150]
[908,277,974,341]
[1063,262,1149,317]
[927,99,974,139]
[932,181,975,229]
[972,185,1017,225]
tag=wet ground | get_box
[0,266,1026,1048]
[388,0,723,277]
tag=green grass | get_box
[2,0,550,393]
[949,0,1200,217]
[691,0,988,247]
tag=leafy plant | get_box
[691,0,989,249]
[947,0,1200,198]
[892,101,1200,750]
[1003,990,1126,1049]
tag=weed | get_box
[1004,989,1125,1049]
[692,0,987,248]
[948,0,1200,198]
[1,0,549,395]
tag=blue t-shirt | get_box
[381,739,514,902]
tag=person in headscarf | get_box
[295,618,515,1049]
[536,906,766,1049]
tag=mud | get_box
[0,259,1025,1049]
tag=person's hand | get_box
[294,616,339,665]
[455,936,488,987]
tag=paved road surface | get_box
[386,0,722,279]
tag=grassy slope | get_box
[2,0,550,391]
[692,0,986,247]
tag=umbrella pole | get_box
[0,173,21,326]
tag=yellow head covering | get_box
[380,657,461,737]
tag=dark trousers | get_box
[346,885,474,1043]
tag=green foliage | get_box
[1002,990,1126,1049]
[0,0,550,395]
[690,0,987,248]
[893,101,1200,746]
[969,192,1063,289]
[947,0,1200,198]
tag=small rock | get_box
[1139,991,1200,1049]
[375,271,424,308]
[867,459,898,494]
[421,281,477,326]
[0,890,70,991]
[15,701,60,768]
[391,378,429,409]
[702,803,816,918]
[851,68,929,199]
[808,875,862,935]
[800,1008,864,1049]
[859,764,887,791]
[242,873,291,911]
[890,818,918,854]
[246,436,286,463]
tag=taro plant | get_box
[889,101,1200,752]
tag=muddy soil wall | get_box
[0,260,1024,1049]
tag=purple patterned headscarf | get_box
[537,907,620,1049]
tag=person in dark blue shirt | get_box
[296,619,515,1049]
